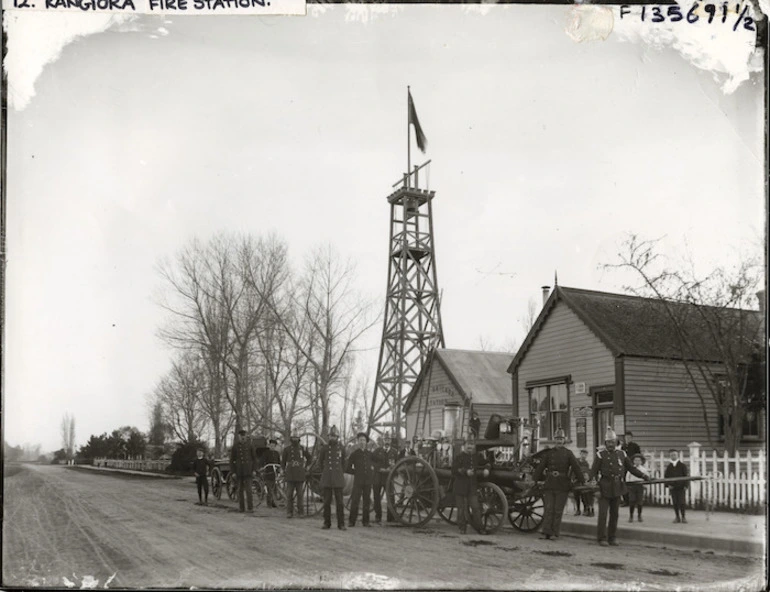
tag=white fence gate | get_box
[643,443,766,511]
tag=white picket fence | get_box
[642,443,766,511]
[93,457,170,473]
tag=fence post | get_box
[688,442,701,508]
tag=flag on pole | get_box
[408,90,427,153]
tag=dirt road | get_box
[2,464,764,590]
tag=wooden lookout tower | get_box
[368,161,445,441]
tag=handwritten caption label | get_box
[619,3,756,30]
[4,0,305,14]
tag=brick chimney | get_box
[541,285,550,308]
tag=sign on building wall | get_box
[572,405,592,418]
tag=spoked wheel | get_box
[477,482,508,534]
[273,476,287,508]
[226,473,238,501]
[252,475,266,508]
[437,487,458,525]
[508,493,545,532]
[211,467,224,500]
[303,472,324,516]
[437,503,458,525]
[386,456,439,527]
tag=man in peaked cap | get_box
[282,429,312,518]
[346,431,376,527]
[230,428,257,512]
[261,438,282,508]
[590,426,650,546]
[532,428,584,540]
[372,431,400,523]
[320,426,347,530]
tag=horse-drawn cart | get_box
[210,436,286,508]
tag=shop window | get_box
[718,411,762,439]
[528,382,569,440]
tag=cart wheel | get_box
[211,467,224,500]
[386,456,439,527]
[226,473,238,501]
[477,482,508,534]
[437,502,458,525]
[303,471,324,516]
[252,475,266,508]
[437,486,458,525]
[273,475,287,508]
[508,494,545,532]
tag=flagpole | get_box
[407,85,411,188]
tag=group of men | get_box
[532,426,651,546]
[215,423,690,544]
[317,426,401,529]
[225,425,403,527]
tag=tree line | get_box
[148,232,378,457]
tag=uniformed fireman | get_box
[451,438,490,534]
[319,425,347,530]
[282,429,312,518]
[590,426,650,546]
[372,432,400,523]
[531,428,584,540]
[345,431,376,527]
[261,438,282,508]
[230,428,257,513]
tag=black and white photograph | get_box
[1,3,767,589]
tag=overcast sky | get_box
[5,6,764,452]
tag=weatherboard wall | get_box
[515,300,615,454]
[623,357,763,452]
[404,361,464,442]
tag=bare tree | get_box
[519,296,538,335]
[253,302,314,441]
[603,234,765,454]
[157,233,288,447]
[60,413,76,463]
[477,335,519,354]
[262,245,378,436]
[154,353,208,444]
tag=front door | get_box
[592,387,615,450]
[594,407,614,449]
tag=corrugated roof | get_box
[508,286,764,374]
[403,349,513,412]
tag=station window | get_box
[528,382,569,440]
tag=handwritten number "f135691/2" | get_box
[621,3,755,30]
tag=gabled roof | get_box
[507,286,764,374]
[403,349,514,413]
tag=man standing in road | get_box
[372,432,400,524]
[346,432,376,527]
[590,427,650,546]
[262,438,282,508]
[282,430,312,519]
[230,428,257,513]
[192,447,211,506]
[452,438,490,535]
[532,429,584,540]
[320,426,347,530]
